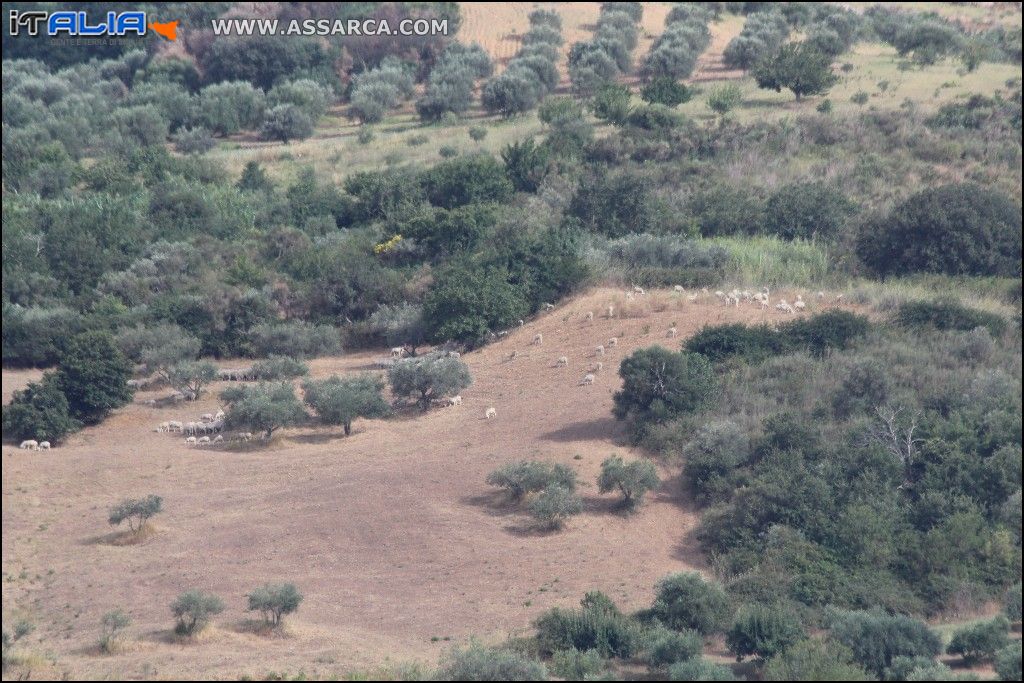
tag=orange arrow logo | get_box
[149,20,178,41]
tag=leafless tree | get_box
[868,405,924,488]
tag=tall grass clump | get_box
[710,236,833,288]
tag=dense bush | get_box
[947,615,1010,664]
[56,331,133,424]
[644,625,703,667]
[250,356,309,381]
[423,263,529,346]
[650,573,732,635]
[685,323,787,363]
[724,10,790,70]
[641,77,693,107]
[568,171,655,237]
[437,642,547,681]
[894,300,1008,337]
[613,348,717,438]
[528,484,584,530]
[2,374,80,444]
[995,641,1022,682]
[762,639,871,681]
[668,657,737,681]
[487,461,577,501]
[682,421,751,504]
[726,604,805,661]
[764,181,856,241]
[421,154,514,209]
[248,322,342,358]
[535,593,639,658]
[827,610,941,677]
[857,183,1022,278]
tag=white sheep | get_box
[390,346,406,358]
[485,406,496,419]
[543,302,555,311]
[667,326,678,338]
[19,440,38,450]
[584,311,594,322]
[625,291,635,300]
[715,290,726,299]
[447,351,461,358]
[212,435,224,444]
[595,345,605,356]
[448,395,463,406]
[633,285,646,295]
[240,432,253,442]
[580,373,595,385]
[687,293,698,302]
[533,332,543,345]
[794,295,806,312]
[593,362,604,372]
[168,420,183,433]
[201,413,214,422]
[775,300,795,314]
[556,356,568,367]
[185,436,197,445]
[673,285,684,292]
[606,305,614,318]
[39,441,50,450]
[197,436,211,446]
[817,291,826,300]
[607,337,618,347]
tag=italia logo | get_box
[8,10,178,40]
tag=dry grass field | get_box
[3,287,856,679]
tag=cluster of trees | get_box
[568,3,643,94]
[486,455,659,528]
[347,57,416,124]
[725,4,861,71]
[723,8,791,71]
[3,331,133,445]
[641,3,713,81]
[481,10,564,117]
[416,42,494,121]
[172,582,301,636]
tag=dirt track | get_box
[2,287,846,679]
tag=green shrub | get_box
[247,583,303,626]
[827,609,941,677]
[613,348,717,438]
[250,355,309,380]
[437,642,547,681]
[894,300,1007,337]
[782,310,871,357]
[356,127,375,144]
[1005,582,1022,622]
[535,594,638,658]
[644,625,703,667]
[650,573,732,635]
[550,648,605,679]
[857,183,1022,278]
[108,494,162,533]
[994,641,1021,682]
[668,657,736,681]
[528,485,583,530]
[763,639,872,681]
[486,461,577,501]
[682,421,750,504]
[407,133,429,147]
[626,104,683,130]
[947,615,1010,664]
[439,145,459,158]
[468,126,488,141]
[764,181,856,241]
[707,84,743,116]
[726,604,805,661]
[171,590,224,636]
[56,331,134,424]
[685,323,786,363]
[597,455,659,510]
[420,154,514,209]
[641,77,693,107]
[590,84,632,124]
[2,374,80,444]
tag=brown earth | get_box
[2,287,853,679]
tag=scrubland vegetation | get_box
[2,1,1022,680]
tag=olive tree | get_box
[597,455,659,510]
[171,590,224,636]
[487,461,577,501]
[387,352,472,411]
[247,583,302,626]
[108,494,162,533]
[224,382,307,440]
[302,374,389,436]
[528,485,584,530]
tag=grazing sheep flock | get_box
[10,285,842,455]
